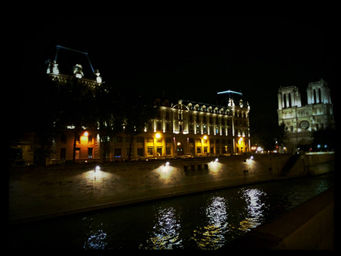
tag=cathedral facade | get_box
[277,79,335,151]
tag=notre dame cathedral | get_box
[277,79,335,152]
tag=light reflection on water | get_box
[82,218,108,250]
[9,174,333,250]
[238,188,267,232]
[192,196,228,250]
[142,207,182,249]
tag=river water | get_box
[9,173,333,250]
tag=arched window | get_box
[318,88,322,103]
[288,93,292,107]
[313,89,317,104]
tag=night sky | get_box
[17,16,337,135]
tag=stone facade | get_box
[108,98,251,161]
[46,77,250,162]
[14,53,251,165]
[277,79,335,151]
[47,95,251,163]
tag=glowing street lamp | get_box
[203,135,208,140]
[155,132,162,139]
[83,131,89,137]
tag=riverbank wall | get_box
[229,187,334,250]
[9,152,334,224]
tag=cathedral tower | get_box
[307,78,332,105]
[278,86,302,110]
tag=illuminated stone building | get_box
[14,46,250,165]
[46,69,250,162]
[45,46,103,164]
[11,47,104,166]
[45,95,251,163]
[110,96,251,161]
[46,60,103,164]
[277,79,335,151]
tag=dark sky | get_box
[18,16,337,132]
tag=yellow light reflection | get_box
[246,158,253,166]
[143,207,182,249]
[153,164,179,184]
[81,165,113,182]
[192,196,227,250]
[238,188,266,232]
[208,161,223,175]
[158,165,173,180]
[238,218,259,232]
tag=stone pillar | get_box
[232,114,236,153]
[286,93,290,108]
[278,92,283,110]
[321,88,326,104]
[296,90,302,107]
[153,120,156,132]
[194,120,197,134]
[172,111,176,133]
[200,117,203,135]
[307,88,313,104]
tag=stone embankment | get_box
[229,187,334,250]
[9,152,334,224]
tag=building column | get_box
[153,120,156,132]
[321,88,326,104]
[307,88,313,104]
[286,93,290,108]
[232,115,236,153]
[278,92,283,110]
[291,92,295,107]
